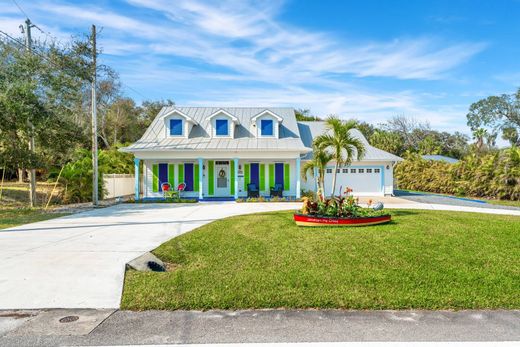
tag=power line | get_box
[11,0,29,19]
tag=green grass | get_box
[122,209,520,311]
[0,208,69,229]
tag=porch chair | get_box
[270,183,283,198]
[175,182,187,199]
[247,183,259,198]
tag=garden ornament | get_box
[372,202,384,211]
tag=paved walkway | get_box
[1,200,518,310]
[0,309,518,345]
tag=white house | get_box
[121,107,402,200]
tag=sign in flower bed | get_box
[294,189,391,227]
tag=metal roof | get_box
[298,121,403,162]
[422,155,459,164]
[121,108,402,162]
[122,107,309,153]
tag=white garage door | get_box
[324,167,383,196]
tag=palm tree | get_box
[473,128,487,152]
[301,147,333,198]
[314,116,366,196]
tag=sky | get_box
[1,0,519,138]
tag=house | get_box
[421,154,459,164]
[121,107,402,200]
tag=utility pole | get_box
[21,18,37,207]
[91,24,98,206]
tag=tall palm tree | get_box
[314,116,366,196]
[473,128,487,152]
[301,147,333,198]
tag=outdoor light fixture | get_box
[386,165,390,169]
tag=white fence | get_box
[103,174,134,199]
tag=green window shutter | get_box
[230,160,235,195]
[178,164,184,184]
[208,160,214,195]
[269,164,275,188]
[244,164,250,190]
[152,164,159,192]
[168,164,175,186]
[284,163,290,191]
[259,164,265,191]
[194,164,200,192]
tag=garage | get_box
[323,166,383,196]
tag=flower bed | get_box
[295,188,391,227]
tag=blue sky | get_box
[1,0,519,137]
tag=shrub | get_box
[395,148,520,200]
[59,147,134,203]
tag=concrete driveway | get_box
[0,202,300,310]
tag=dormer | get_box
[163,109,198,139]
[206,109,240,138]
[251,110,283,138]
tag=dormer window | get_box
[215,119,229,136]
[169,119,183,136]
[252,110,283,138]
[260,119,273,136]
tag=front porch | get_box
[133,157,301,201]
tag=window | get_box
[342,168,348,173]
[215,119,229,136]
[326,168,332,173]
[260,119,273,136]
[350,168,356,173]
[358,169,364,173]
[169,119,183,136]
[374,168,381,173]
[367,169,372,173]
[336,169,340,173]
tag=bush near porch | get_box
[122,209,520,310]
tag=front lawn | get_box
[0,208,69,229]
[122,209,520,310]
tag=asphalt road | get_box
[1,309,519,346]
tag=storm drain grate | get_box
[59,315,79,323]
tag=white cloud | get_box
[0,0,486,132]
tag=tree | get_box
[314,116,365,196]
[0,36,89,204]
[467,88,520,146]
[301,147,333,198]
[139,99,175,129]
[295,108,321,121]
[472,128,488,153]
[369,130,405,156]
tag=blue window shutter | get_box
[261,119,273,136]
[170,119,183,136]
[215,119,228,136]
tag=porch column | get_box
[295,157,301,199]
[133,158,140,201]
[233,158,239,199]
[198,157,204,200]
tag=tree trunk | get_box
[18,168,25,183]
[330,163,338,197]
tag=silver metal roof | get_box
[122,107,309,153]
[298,121,403,162]
[422,155,459,163]
[121,108,402,162]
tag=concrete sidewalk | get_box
[0,309,519,346]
